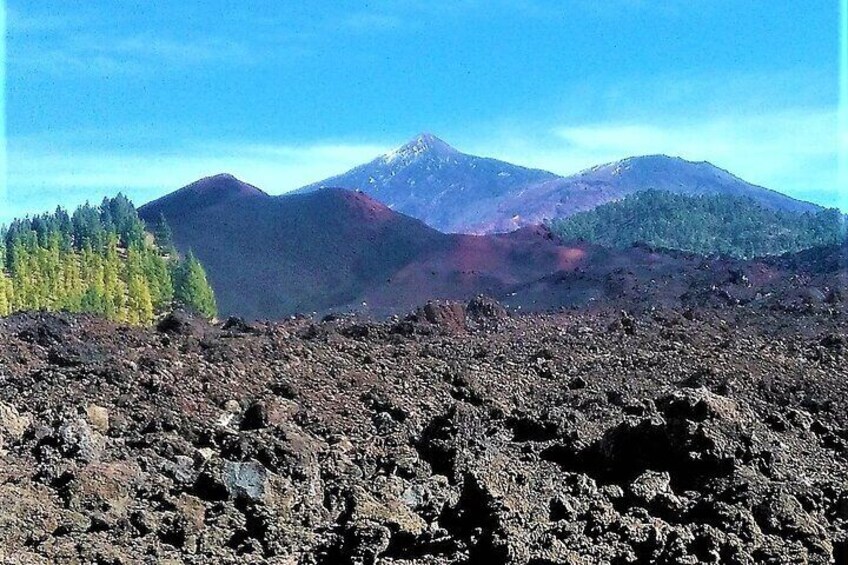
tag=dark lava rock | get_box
[156,308,210,336]
[466,295,509,324]
[240,400,269,430]
[419,300,468,333]
[568,376,587,390]
[221,316,257,334]
[222,460,268,501]
[0,307,846,563]
[48,342,104,367]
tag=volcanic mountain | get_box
[139,174,837,320]
[143,173,268,215]
[140,174,622,318]
[140,175,444,319]
[296,133,559,233]
[297,135,820,233]
[489,155,821,233]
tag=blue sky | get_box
[2,0,844,223]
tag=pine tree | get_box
[72,203,106,250]
[144,249,174,310]
[102,233,128,321]
[79,244,106,315]
[126,274,155,325]
[125,244,154,324]
[173,251,217,319]
[152,213,176,254]
[60,252,84,312]
[0,274,12,316]
[107,194,145,247]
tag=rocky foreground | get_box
[0,300,846,564]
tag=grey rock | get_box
[223,460,268,501]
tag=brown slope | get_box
[139,175,610,319]
[497,237,848,316]
[139,180,447,319]
[354,228,594,314]
[141,173,269,217]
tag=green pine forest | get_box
[549,190,846,259]
[0,195,217,323]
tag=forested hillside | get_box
[549,190,844,259]
[0,195,216,323]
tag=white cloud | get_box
[6,4,305,77]
[555,112,837,156]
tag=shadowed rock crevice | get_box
[441,475,510,565]
[415,410,461,482]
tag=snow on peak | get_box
[381,133,455,164]
[577,159,632,177]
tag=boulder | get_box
[223,460,268,502]
[0,402,30,451]
[86,405,110,434]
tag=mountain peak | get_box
[205,172,240,182]
[183,173,267,197]
[381,132,456,164]
[622,155,718,168]
[412,132,449,147]
[578,155,719,178]
[138,173,267,219]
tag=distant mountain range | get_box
[139,175,840,319]
[296,133,558,234]
[135,135,836,319]
[297,133,821,233]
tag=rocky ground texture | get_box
[0,299,846,564]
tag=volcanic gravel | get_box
[0,302,846,564]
